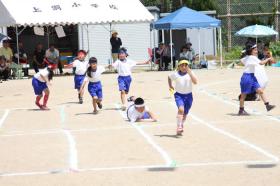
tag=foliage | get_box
[141,0,217,12]
[269,41,280,57]
[224,46,243,60]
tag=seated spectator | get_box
[180,42,196,67]
[0,40,13,64]
[263,45,276,66]
[45,44,63,74]
[162,44,176,71]
[33,43,46,73]
[199,52,208,69]
[0,56,10,82]
[14,41,29,77]
[156,43,165,71]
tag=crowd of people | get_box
[0,39,63,82]
[152,41,203,71]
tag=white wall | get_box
[78,22,156,65]
[0,26,7,47]
[186,28,217,56]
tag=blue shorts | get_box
[88,81,103,99]
[118,75,132,93]
[141,112,151,119]
[174,92,193,115]
[74,75,86,90]
[240,73,260,94]
[32,77,48,95]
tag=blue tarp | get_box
[153,7,221,30]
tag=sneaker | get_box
[97,102,103,109]
[127,96,135,102]
[176,127,183,135]
[79,97,83,104]
[266,105,276,112]
[35,102,42,109]
[93,110,98,115]
[238,110,250,116]
[41,105,50,110]
[121,105,126,111]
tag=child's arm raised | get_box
[186,66,198,84]
[136,59,151,65]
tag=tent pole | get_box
[198,29,201,65]
[219,27,223,68]
[161,30,165,43]
[170,29,173,70]
[81,25,84,50]
[153,29,158,71]
[109,23,112,68]
[15,25,20,78]
[16,26,20,65]
[86,25,90,57]
[46,26,50,48]
[149,28,152,71]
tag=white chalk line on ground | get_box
[165,100,279,163]
[189,113,279,163]
[59,106,79,171]
[115,103,174,167]
[0,109,10,128]
[0,122,177,137]
[0,159,277,177]
[63,130,78,171]
[198,87,280,123]
[0,103,278,177]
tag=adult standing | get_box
[110,31,122,62]
[33,43,46,73]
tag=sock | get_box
[182,118,186,127]
[177,114,183,128]
[239,107,244,111]
[43,94,49,106]
[265,102,269,106]
[36,96,42,105]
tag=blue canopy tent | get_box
[152,7,222,69]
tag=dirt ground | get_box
[0,67,280,186]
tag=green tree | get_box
[141,0,217,12]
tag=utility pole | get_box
[227,0,232,50]
[275,0,279,41]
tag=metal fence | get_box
[217,0,279,50]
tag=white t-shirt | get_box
[127,104,149,122]
[241,55,268,88]
[169,71,195,94]
[112,59,136,76]
[84,66,105,83]
[241,55,260,73]
[73,59,89,75]
[34,68,49,82]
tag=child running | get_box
[168,58,198,135]
[81,57,106,114]
[73,50,88,104]
[32,67,54,110]
[238,42,275,115]
[111,47,150,111]
[127,96,157,122]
